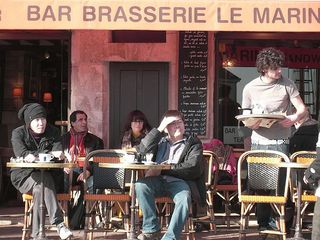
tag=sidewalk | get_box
[0,202,312,240]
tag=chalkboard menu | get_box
[178,31,208,136]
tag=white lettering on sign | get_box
[223,126,244,145]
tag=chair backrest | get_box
[238,150,291,197]
[290,151,317,164]
[84,149,128,193]
[203,150,219,188]
[290,150,317,191]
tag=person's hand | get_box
[64,168,71,174]
[63,151,73,162]
[157,116,177,132]
[145,169,161,177]
[51,151,64,160]
[77,170,90,182]
[24,154,36,162]
[303,175,309,184]
[279,114,297,128]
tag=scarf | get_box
[69,128,87,161]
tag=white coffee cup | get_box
[145,153,153,162]
[38,153,55,162]
[124,153,136,163]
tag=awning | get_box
[1,0,319,31]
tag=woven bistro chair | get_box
[290,151,317,227]
[215,147,244,228]
[21,192,71,240]
[198,150,219,232]
[237,150,291,240]
[83,149,131,240]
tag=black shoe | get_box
[258,225,268,231]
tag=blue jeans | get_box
[135,176,191,240]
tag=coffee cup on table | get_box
[38,153,55,162]
[145,153,153,163]
[124,153,136,163]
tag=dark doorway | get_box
[109,62,169,148]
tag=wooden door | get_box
[109,62,168,148]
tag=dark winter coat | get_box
[10,124,63,191]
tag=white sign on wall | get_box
[223,126,244,145]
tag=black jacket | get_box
[61,131,104,155]
[137,128,206,206]
[10,124,62,190]
[304,148,320,189]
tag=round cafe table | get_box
[270,162,310,240]
[99,162,171,240]
[7,161,76,240]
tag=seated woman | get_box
[10,103,72,240]
[121,110,151,150]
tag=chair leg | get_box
[224,191,231,228]
[22,199,31,240]
[84,201,91,240]
[58,200,69,227]
[239,203,247,240]
[207,190,216,232]
[22,199,33,240]
[123,201,130,232]
[280,205,287,240]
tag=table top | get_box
[7,161,76,168]
[268,162,310,169]
[235,114,285,121]
[99,162,172,170]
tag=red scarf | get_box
[69,128,86,162]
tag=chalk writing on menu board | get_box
[178,31,208,136]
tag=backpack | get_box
[203,139,237,184]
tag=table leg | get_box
[36,169,48,240]
[288,169,306,240]
[128,169,138,240]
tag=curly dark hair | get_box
[70,110,87,123]
[123,110,151,133]
[256,47,285,75]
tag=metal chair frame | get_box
[21,192,71,240]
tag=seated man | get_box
[62,110,104,229]
[135,110,205,240]
[62,110,104,193]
